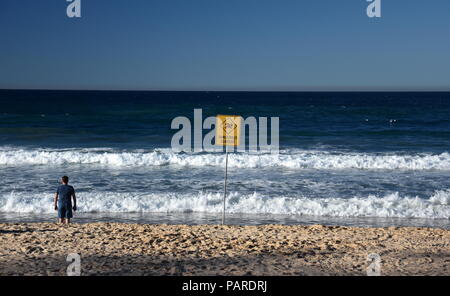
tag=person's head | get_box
[61,176,69,184]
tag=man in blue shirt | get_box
[54,176,77,224]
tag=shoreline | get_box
[1,212,449,229]
[0,222,448,276]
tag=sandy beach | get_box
[0,223,448,276]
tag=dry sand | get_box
[0,223,448,276]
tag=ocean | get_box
[0,90,449,228]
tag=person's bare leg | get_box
[59,218,64,224]
[66,218,71,224]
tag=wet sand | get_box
[0,223,448,276]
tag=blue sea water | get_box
[0,90,449,227]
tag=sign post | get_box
[223,151,228,225]
[216,115,241,225]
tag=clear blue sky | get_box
[1,0,449,91]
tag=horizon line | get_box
[1,88,450,93]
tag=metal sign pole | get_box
[216,114,240,225]
[222,151,229,225]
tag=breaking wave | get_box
[1,190,449,219]
[0,147,450,170]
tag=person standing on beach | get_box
[54,176,77,224]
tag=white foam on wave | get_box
[1,190,448,219]
[0,147,450,170]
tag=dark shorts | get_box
[58,204,73,219]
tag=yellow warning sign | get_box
[216,115,241,147]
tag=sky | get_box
[0,0,449,91]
